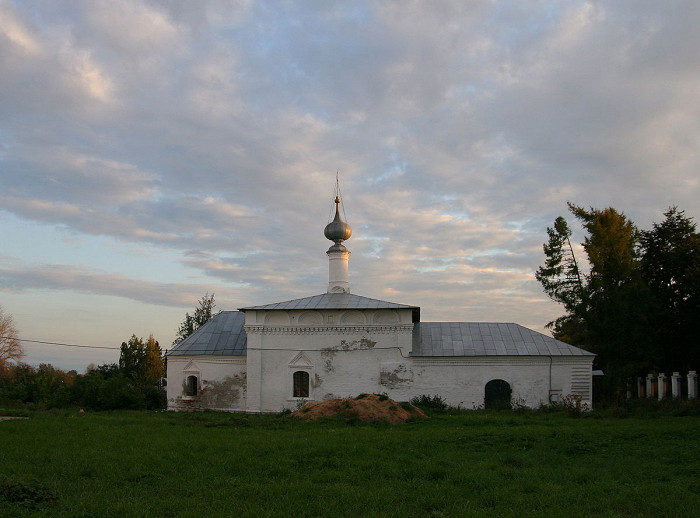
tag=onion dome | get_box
[324,195,352,244]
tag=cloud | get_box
[0,1,699,368]
[0,2,41,54]
[0,256,241,308]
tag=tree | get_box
[119,335,145,379]
[143,335,165,384]
[639,207,700,371]
[0,305,23,372]
[71,362,131,410]
[535,216,587,343]
[118,334,166,409]
[536,204,655,398]
[173,293,217,345]
[119,334,164,385]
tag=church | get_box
[166,192,594,412]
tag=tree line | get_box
[0,334,166,410]
[536,205,699,400]
[0,295,216,410]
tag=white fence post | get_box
[636,376,644,398]
[646,374,654,398]
[657,373,666,400]
[689,371,697,399]
[671,372,681,399]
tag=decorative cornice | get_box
[244,324,413,335]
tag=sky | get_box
[1,1,699,372]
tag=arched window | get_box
[293,371,310,398]
[484,379,511,409]
[185,375,198,397]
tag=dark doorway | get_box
[484,379,512,409]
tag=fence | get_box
[628,370,697,400]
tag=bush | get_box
[410,394,447,411]
[0,361,167,411]
[558,394,590,416]
[0,363,77,409]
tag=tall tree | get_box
[173,293,217,345]
[119,335,145,379]
[0,305,23,372]
[143,335,165,384]
[537,204,655,397]
[570,205,654,380]
[535,216,587,343]
[119,334,164,385]
[639,207,700,371]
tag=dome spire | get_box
[324,196,352,245]
[324,175,352,293]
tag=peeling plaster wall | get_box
[252,329,410,412]
[244,307,415,412]
[167,356,247,411]
[255,350,591,412]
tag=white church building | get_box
[166,193,594,412]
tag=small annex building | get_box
[166,193,594,412]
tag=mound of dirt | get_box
[291,394,427,424]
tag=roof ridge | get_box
[239,292,419,311]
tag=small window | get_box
[293,371,309,398]
[185,375,198,397]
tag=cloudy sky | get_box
[1,1,698,371]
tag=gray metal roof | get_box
[166,311,247,356]
[240,292,419,311]
[165,308,593,358]
[411,322,594,357]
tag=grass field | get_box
[1,408,699,517]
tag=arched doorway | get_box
[484,379,512,409]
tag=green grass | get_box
[1,410,699,517]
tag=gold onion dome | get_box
[324,196,352,249]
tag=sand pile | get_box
[291,393,427,424]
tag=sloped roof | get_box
[412,322,593,357]
[240,292,419,311]
[167,311,247,356]
[166,306,593,358]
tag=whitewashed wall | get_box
[244,307,415,412]
[167,307,593,412]
[383,356,593,409]
[167,355,247,411]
